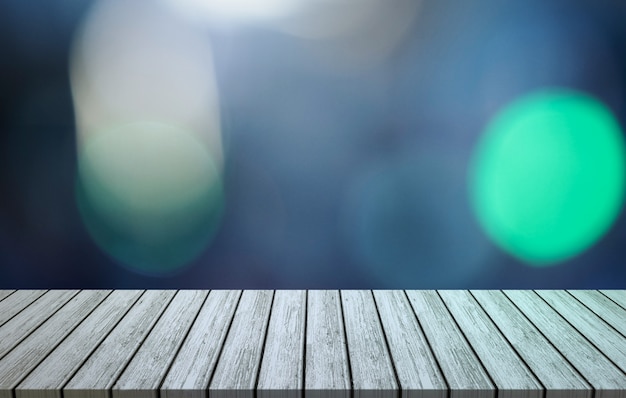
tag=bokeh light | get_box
[70,0,223,168]
[274,0,420,70]
[3,0,626,288]
[70,0,225,274]
[76,122,223,275]
[470,89,626,266]
[161,0,297,24]
[343,152,489,287]
[163,0,420,72]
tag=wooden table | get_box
[0,290,624,398]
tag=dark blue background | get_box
[1,0,625,288]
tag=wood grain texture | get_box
[161,290,242,398]
[0,290,624,398]
[15,290,143,398]
[567,290,626,337]
[209,290,274,398]
[535,290,626,373]
[504,290,626,398]
[305,290,350,398]
[0,290,111,398]
[372,290,446,398]
[439,290,542,398]
[0,290,15,303]
[0,290,78,359]
[471,290,591,398]
[341,290,398,398]
[0,290,46,328]
[112,290,208,398]
[405,290,495,398]
[64,290,176,398]
[600,290,626,309]
[257,290,306,398]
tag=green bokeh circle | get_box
[470,89,626,265]
[76,122,224,275]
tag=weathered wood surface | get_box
[0,290,623,398]
[64,290,176,398]
[161,290,241,398]
[341,290,398,398]
[0,290,78,359]
[536,290,626,373]
[438,290,542,398]
[209,290,274,398]
[372,290,446,398]
[305,290,350,398]
[0,290,110,398]
[470,290,592,398]
[257,290,306,398]
[0,291,15,302]
[0,290,46,328]
[405,290,495,398]
[16,290,143,398]
[601,290,626,309]
[567,290,626,337]
[505,290,626,398]
[112,290,208,398]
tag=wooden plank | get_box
[304,290,350,398]
[209,290,274,398]
[0,290,111,398]
[535,290,626,372]
[504,290,626,398]
[372,290,446,398]
[15,290,143,398]
[567,290,626,337]
[161,290,242,398]
[0,290,15,302]
[0,290,47,328]
[405,290,494,398]
[0,289,621,398]
[600,290,626,310]
[64,290,176,398]
[439,290,543,398]
[470,290,591,398]
[0,290,78,359]
[112,290,209,398]
[257,290,306,398]
[340,290,398,398]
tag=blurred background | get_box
[1,0,626,288]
